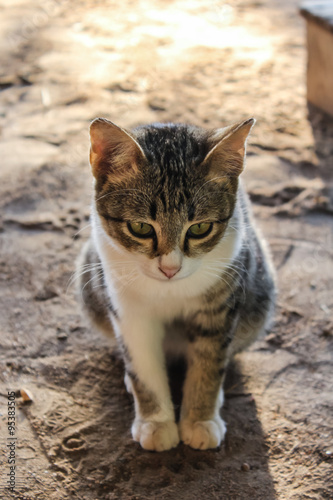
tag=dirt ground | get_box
[0,0,332,499]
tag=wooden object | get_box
[300,1,333,116]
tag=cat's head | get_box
[89,118,254,282]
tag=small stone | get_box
[34,287,58,301]
[322,323,333,337]
[20,388,33,402]
[241,462,250,472]
[57,331,68,341]
[148,96,167,111]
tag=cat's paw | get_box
[179,416,226,450]
[132,419,180,451]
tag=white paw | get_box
[132,419,180,451]
[179,416,226,450]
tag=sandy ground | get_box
[0,0,332,499]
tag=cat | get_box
[77,117,276,451]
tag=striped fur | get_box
[77,118,276,451]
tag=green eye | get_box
[187,222,213,238]
[128,222,154,238]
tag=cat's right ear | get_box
[89,118,146,180]
[203,118,255,178]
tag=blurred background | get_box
[0,1,332,499]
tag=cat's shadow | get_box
[136,354,277,498]
[55,349,277,499]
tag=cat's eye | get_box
[128,222,154,238]
[187,222,213,239]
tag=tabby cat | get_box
[77,117,276,451]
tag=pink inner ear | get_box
[229,140,245,158]
[223,126,251,157]
[90,129,108,156]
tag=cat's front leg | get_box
[116,317,179,451]
[179,335,228,450]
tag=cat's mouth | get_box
[143,270,190,282]
[154,275,187,282]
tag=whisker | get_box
[80,270,105,301]
[67,263,104,293]
[72,222,91,239]
[203,270,235,297]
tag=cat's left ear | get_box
[203,118,255,178]
[89,118,146,181]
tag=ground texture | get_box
[0,0,332,499]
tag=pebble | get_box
[241,463,250,472]
[20,388,33,402]
[57,331,68,340]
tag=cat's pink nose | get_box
[159,265,181,279]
